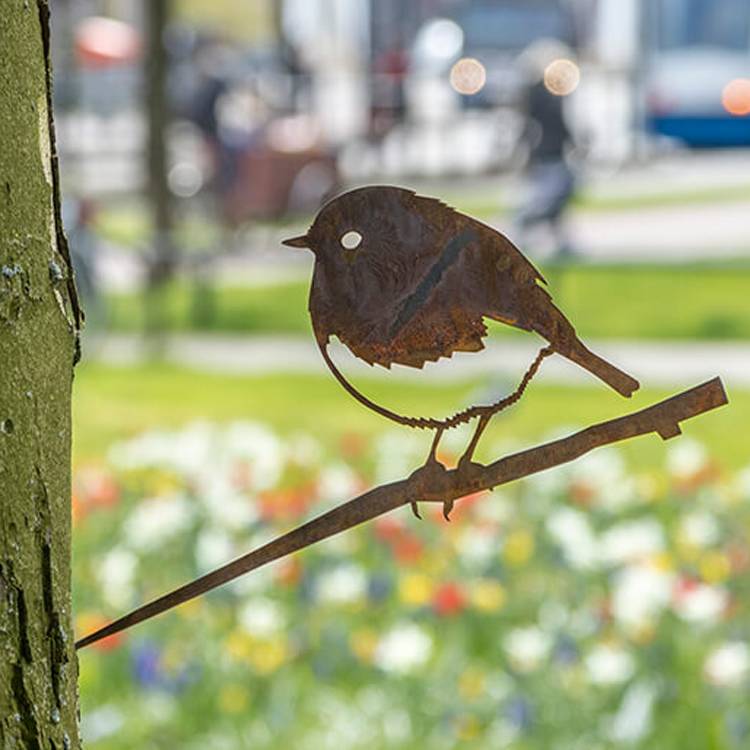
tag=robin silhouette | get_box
[284,186,639,518]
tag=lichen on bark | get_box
[1,1,81,747]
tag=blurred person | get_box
[514,39,579,259]
[368,37,410,141]
[62,197,104,327]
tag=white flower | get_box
[224,422,284,491]
[611,564,673,633]
[124,494,193,551]
[673,583,728,624]
[110,421,285,493]
[285,432,322,467]
[585,644,635,685]
[504,626,552,672]
[704,641,750,687]
[238,597,286,637]
[316,564,367,605]
[317,463,361,504]
[195,528,233,572]
[374,623,433,674]
[373,432,425,484]
[81,705,124,743]
[609,681,657,743]
[600,519,664,566]
[474,488,515,524]
[97,547,137,609]
[679,511,720,548]
[199,477,258,530]
[546,508,598,570]
[667,439,707,479]
[736,467,750,500]
[456,527,499,569]
[569,449,637,510]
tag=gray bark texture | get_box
[1,1,82,748]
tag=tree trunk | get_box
[0,2,82,747]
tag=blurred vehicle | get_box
[644,0,750,146]
[595,0,750,150]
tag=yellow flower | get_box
[459,668,486,701]
[631,623,656,645]
[249,637,288,674]
[398,574,433,606]
[503,529,534,566]
[455,715,481,741]
[650,552,675,572]
[422,549,449,577]
[226,630,253,662]
[471,580,506,612]
[219,684,250,715]
[700,551,731,583]
[676,538,700,563]
[176,597,202,619]
[350,628,379,663]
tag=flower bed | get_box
[74,422,750,749]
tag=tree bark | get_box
[1,1,81,747]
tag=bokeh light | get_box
[543,58,581,97]
[722,79,750,116]
[449,57,487,96]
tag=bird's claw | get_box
[442,499,454,522]
[408,456,448,521]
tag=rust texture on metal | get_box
[76,377,728,650]
[288,185,640,407]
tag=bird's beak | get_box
[282,234,310,249]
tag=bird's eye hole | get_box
[340,231,362,251]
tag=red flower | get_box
[340,432,368,460]
[258,483,317,521]
[394,534,424,565]
[374,516,405,542]
[432,582,466,616]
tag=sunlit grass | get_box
[73,363,743,470]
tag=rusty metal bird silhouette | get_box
[283,185,640,518]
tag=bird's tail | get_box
[561,339,640,397]
[528,295,640,397]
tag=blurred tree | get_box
[145,0,176,337]
[0,1,82,747]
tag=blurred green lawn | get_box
[73,363,742,469]
[105,263,750,340]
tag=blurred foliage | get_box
[175,0,274,42]
[102,263,750,340]
[73,416,750,750]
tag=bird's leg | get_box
[409,427,446,519]
[457,413,492,476]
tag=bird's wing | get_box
[409,193,547,286]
